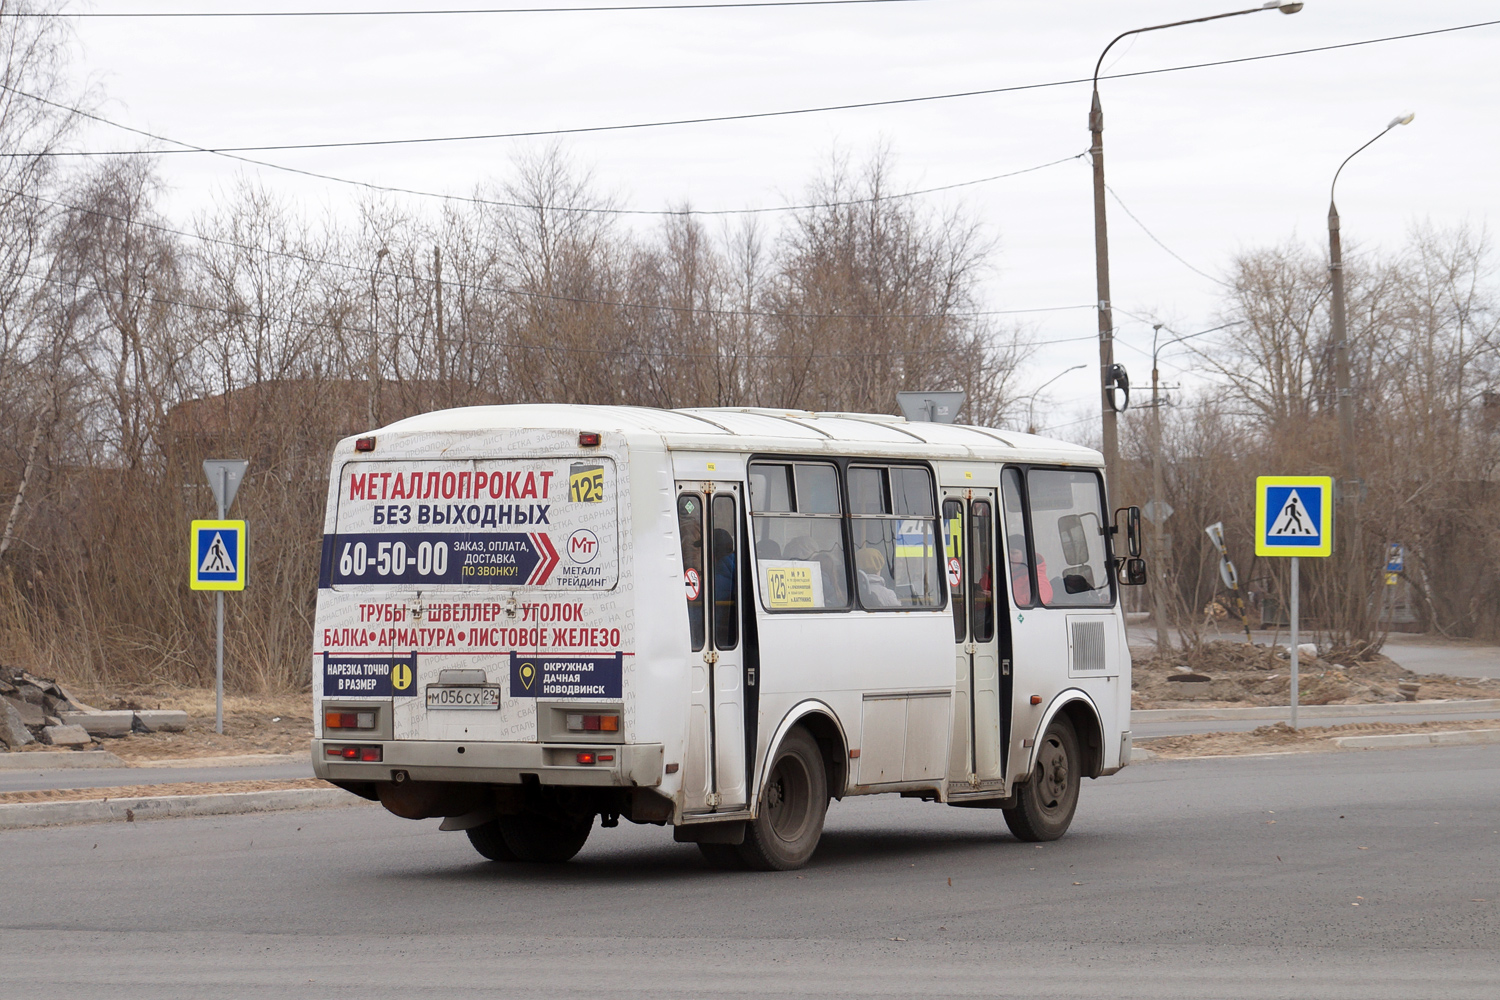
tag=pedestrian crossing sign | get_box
[1255,477,1332,558]
[191,520,247,590]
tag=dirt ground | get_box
[7,687,314,761]
[0,777,329,805]
[1136,718,1500,759]
[1130,639,1500,710]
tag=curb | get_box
[0,751,127,770]
[0,786,368,831]
[1134,699,1500,723]
[122,753,307,769]
[1333,728,1500,750]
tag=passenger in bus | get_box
[856,547,901,607]
[1009,534,1052,605]
[712,528,736,601]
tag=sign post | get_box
[1255,476,1333,727]
[195,459,249,734]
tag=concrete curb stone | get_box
[1333,728,1500,750]
[1134,698,1500,724]
[0,750,127,770]
[0,786,369,831]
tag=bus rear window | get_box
[327,458,617,590]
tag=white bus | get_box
[312,404,1145,870]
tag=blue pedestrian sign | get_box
[191,519,247,591]
[1254,477,1332,558]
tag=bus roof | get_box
[376,404,1102,466]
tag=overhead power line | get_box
[44,0,947,17]
[10,18,1498,160]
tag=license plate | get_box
[425,685,501,710]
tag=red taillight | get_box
[598,754,614,763]
[326,744,382,762]
[576,751,596,765]
[355,436,376,452]
[578,432,601,447]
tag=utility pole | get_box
[434,246,446,387]
[1150,326,1171,652]
[368,246,389,429]
[1327,113,1414,642]
[1089,89,1118,496]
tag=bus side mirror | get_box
[1118,556,1148,587]
[1113,506,1142,558]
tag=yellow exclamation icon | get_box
[392,662,412,693]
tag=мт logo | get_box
[567,528,599,564]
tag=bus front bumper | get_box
[313,739,664,788]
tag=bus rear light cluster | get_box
[575,752,616,765]
[326,745,383,762]
[566,713,619,733]
[326,711,375,730]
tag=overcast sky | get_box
[54,0,1500,437]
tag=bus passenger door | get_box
[943,491,1006,791]
[676,484,747,815]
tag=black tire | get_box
[697,842,745,869]
[1003,715,1081,842]
[466,819,521,862]
[736,726,828,871]
[498,813,594,863]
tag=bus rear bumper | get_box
[313,739,665,788]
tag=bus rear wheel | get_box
[489,813,594,863]
[1003,715,1081,843]
[736,726,828,871]
[466,819,520,862]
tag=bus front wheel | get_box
[1003,715,1081,842]
[736,726,828,871]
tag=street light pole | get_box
[1090,2,1302,499]
[1328,111,1414,640]
[1150,325,1170,651]
[1025,364,1086,435]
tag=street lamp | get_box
[1327,111,1414,636]
[1024,364,1086,434]
[1089,1,1303,499]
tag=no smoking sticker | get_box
[684,567,701,602]
[947,557,963,588]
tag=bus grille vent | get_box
[1071,621,1106,672]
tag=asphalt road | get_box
[2,745,1496,999]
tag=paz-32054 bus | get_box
[311,405,1145,870]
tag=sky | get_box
[46,0,1500,438]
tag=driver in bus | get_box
[1009,534,1052,605]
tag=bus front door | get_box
[676,484,748,815]
[943,491,1008,792]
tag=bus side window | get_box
[1027,468,1112,608]
[711,494,738,650]
[1002,467,1038,608]
[749,461,849,611]
[678,494,706,651]
[943,499,966,642]
[969,500,995,642]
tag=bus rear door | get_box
[942,491,1010,793]
[676,483,747,814]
